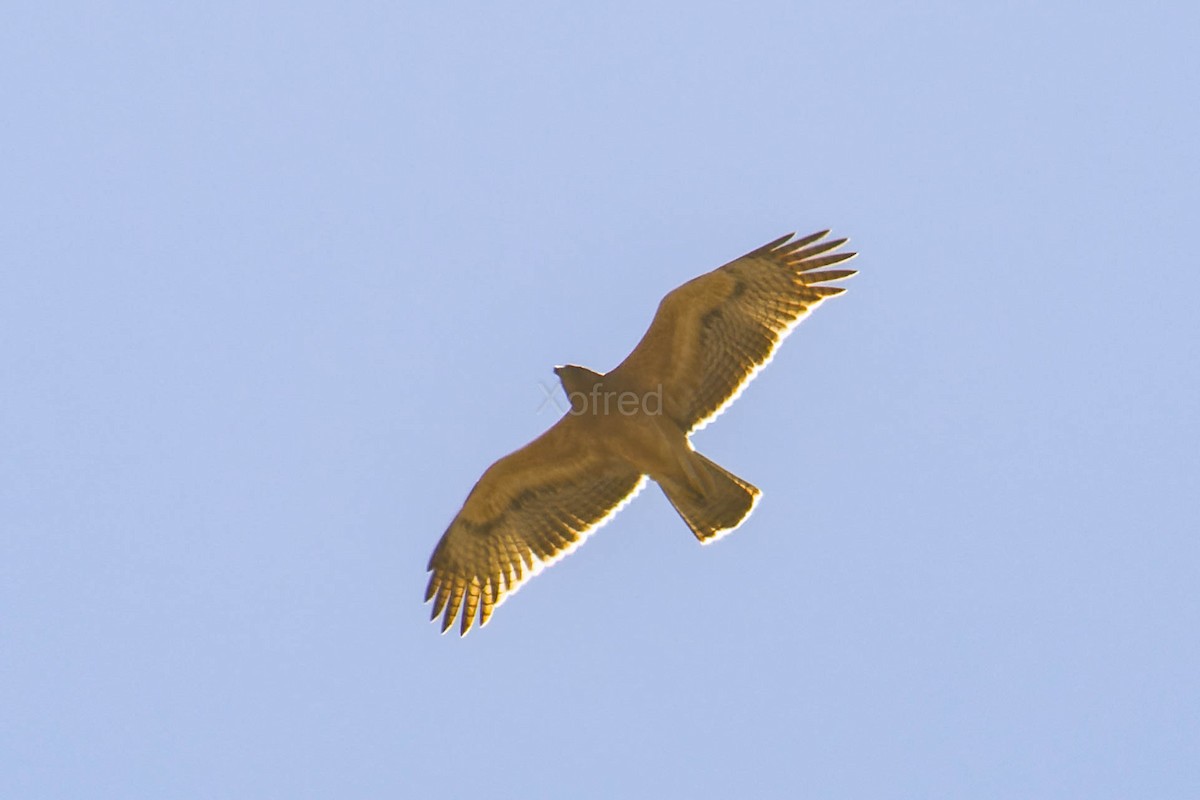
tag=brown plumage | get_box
[426,230,857,635]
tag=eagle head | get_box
[553,364,603,401]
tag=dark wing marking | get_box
[425,415,645,635]
[608,230,856,432]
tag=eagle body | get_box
[553,364,696,491]
[426,230,857,635]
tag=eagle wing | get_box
[425,414,646,636]
[608,230,856,433]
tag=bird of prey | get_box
[426,230,857,635]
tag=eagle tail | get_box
[661,453,760,543]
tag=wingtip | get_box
[771,229,835,256]
[757,232,796,254]
[797,228,832,245]
[799,267,858,286]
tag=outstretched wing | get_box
[609,230,856,433]
[425,415,646,636]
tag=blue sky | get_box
[3,2,1198,797]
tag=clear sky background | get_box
[3,2,1198,798]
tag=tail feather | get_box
[660,452,760,543]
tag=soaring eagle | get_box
[426,230,857,635]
